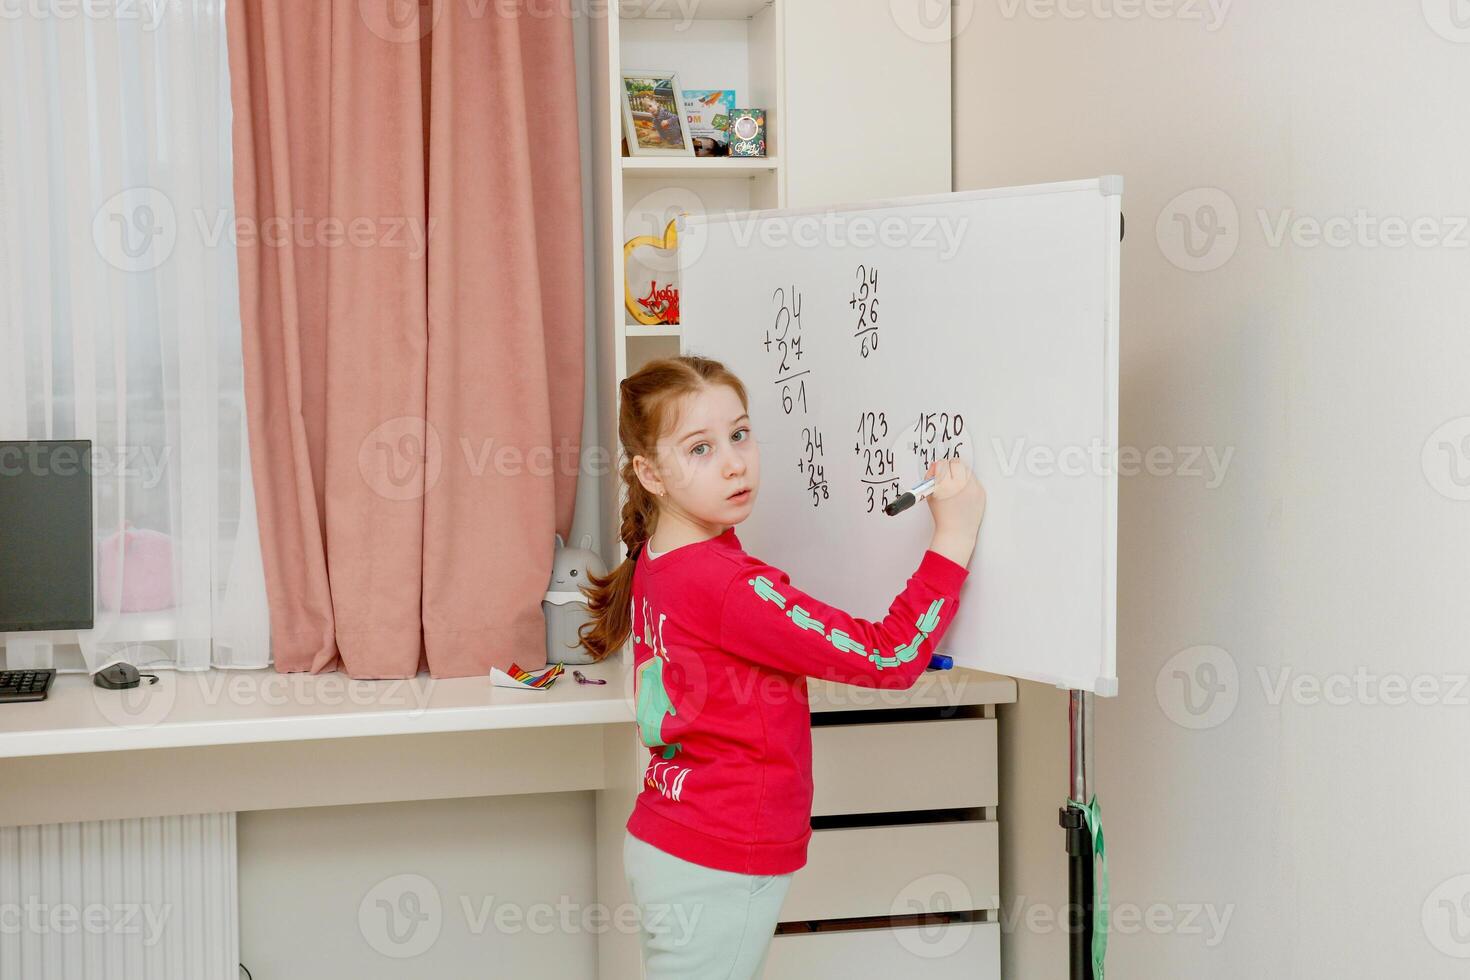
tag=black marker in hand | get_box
[883,475,940,516]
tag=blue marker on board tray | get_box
[927,654,953,670]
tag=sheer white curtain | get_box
[0,0,270,671]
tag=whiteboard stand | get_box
[675,177,1125,976]
[1060,689,1097,980]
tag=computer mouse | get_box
[93,663,142,690]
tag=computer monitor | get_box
[0,440,95,632]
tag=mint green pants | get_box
[623,831,794,979]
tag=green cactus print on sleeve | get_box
[787,604,826,634]
[915,599,944,635]
[635,655,683,760]
[869,649,902,668]
[735,571,949,673]
[894,598,948,663]
[894,633,925,663]
[827,629,866,655]
[750,575,786,608]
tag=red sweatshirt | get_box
[624,526,970,875]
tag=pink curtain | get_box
[226,0,584,678]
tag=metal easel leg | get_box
[1058,688,1095,980]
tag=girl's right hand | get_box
[925,458,986,538]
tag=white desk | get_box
[0,658,1015,978]
[0,659,638,760]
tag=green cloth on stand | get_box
[1068,794,1109,978]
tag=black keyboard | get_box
[0,668,55,703]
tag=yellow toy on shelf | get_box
[623,217,680,325]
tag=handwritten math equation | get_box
[851,264,879,357]
[853,411,968,516]
[766,284,830,507]
[765,268,965,512]
[907,411,969,473]
[854,411,898,514]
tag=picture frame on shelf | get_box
[682,89,737,157]
[729,108,767,157]
[620,70,695,157]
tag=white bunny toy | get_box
[544,532,607,665]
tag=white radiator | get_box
[0,814,238,980]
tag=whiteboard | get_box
[676,177,1121,695]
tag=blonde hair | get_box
[575,355,749,661]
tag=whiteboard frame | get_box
[676,176,1122,696]
[678,174,1122,229]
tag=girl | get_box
[578,355,986,979]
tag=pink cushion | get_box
[97,527,175,612]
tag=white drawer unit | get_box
[760,676,1015,978]
[765,921,1001,980]
[811,717,998,816]
[781,819,1000,922]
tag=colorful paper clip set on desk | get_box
[489,661,564,691]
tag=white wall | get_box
[955,2,1470,976]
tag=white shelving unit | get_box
[592,2,953,571]
[620,155,780,178]
[592,0,786,476]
